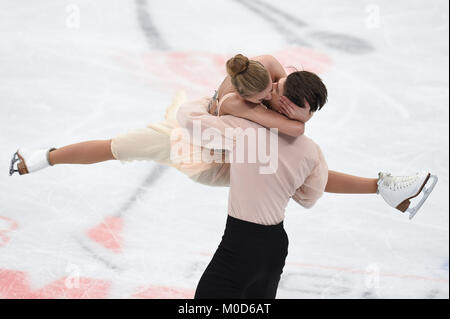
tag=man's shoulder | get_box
[298,134,322,149]
[288,134,325,161]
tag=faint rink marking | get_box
[60,90,111,139]
[287,262,449,284]
[320,87,361,134]
[75,237,123,272]
[115,164,169,218]
[115,46,333,96]
[330,66,410,120]
[0,216,19,247]
[355,204,448,232]
[135,0,170,50]
[342,225,378,261]
[193,251,449,284]
[66,0,174,257]
[66,164,168,270]
[319,272,354,298]
[5,173,170,225]
[133,285,195,299]
[0,268,195,299]
[83,165,168,253]
[34,44,332,97]
[231,0,309,46]
[279,272,353,297]
[37,45,156,82]
[184,261,209,279]
[377,3,447,51]
[245,0,308,28]
[233,0,374,54]
[87,216,124,253]
[308,31,374,55]
[0,268,110,299]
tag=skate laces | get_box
[379,173,419,191]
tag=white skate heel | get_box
[9,147,57,176]
[377,172,438,220]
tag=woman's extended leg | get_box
[10,139,117,175]
[48,140,115,165]
[325,170,378,194]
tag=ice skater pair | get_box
[9,53,439,299]
[10,55,437,299]
[10,54,438,220]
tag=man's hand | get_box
[279,97,313,123]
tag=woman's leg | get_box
[48,139,115,165]
[326,170,378,194]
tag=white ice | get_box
[0,0,448,299]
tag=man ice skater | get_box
[177,97,328,299]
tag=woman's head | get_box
[226,54,272,103]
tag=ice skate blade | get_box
[407,175,438,220]
[9,150,28,176]
[9,151,19,176]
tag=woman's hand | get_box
[279,96,313,123]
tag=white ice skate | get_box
[9,147,57,176]
[377,172,438,220]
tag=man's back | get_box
[222,115,328,225]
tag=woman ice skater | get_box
[10,53,437,219]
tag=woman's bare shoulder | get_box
[251,54,278,67]
[251,55,286,81]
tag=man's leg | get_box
[243,274,282,299]
[195,245,248,299]
[244,229,288,299]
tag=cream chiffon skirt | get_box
[110,91,230,187]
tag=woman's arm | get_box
[279,97,314,123]
[221,100,305,137]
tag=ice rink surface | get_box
[0,0,448,298]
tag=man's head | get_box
[270,71,328,114]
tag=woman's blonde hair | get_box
[226,54,271,97]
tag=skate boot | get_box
[377,172,438,220]
[9,147,57,176]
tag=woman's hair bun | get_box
[226,54,250,78]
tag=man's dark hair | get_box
[284,71,328,113]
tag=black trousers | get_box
[195,215,289,299]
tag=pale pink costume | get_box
[111,92,328,224]
[110,91,231,186]
[177,93,329,225]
